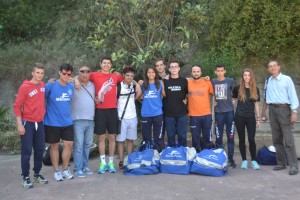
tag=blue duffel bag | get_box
[256,146,277,165]
[123,143,160,176]
[160,146,196,175]
[191,148,228,177]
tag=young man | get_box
[71,66,95,177]
[14,63,48,188]
[188,65,214,152]
[163,60,188,147]
[116,66,141,169]
[211,63,236,168]
[89,57,123,174]
[44,63,75,181]
[262,60,299,175]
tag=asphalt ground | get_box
[0,153,299,200]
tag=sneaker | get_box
[228,159,236,168]
[273,165,287,171]
[54,170,63,181]
[241,160,248,169]
[62,168,74,180]
[83,167,94,175]
[98,162,108,174]
[75,170,85,178]
[251,160,260,170]
[34,174,49,184]
[22,177,33,189]
[119,161,124,170]
[108,162,117,173]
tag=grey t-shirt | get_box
[211,77,234,113]
[71,81,95,120]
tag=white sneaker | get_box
[62,168,74,180]
[54,170,63,181]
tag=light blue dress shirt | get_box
[265,73,299,110]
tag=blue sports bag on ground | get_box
[256,146,277,165]
[191,148,228,177]
[123,143,160,176]
[159,146,196,175]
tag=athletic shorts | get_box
[45,125,74,143]
[116,117,138,142]
[94,108,118,135]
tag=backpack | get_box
[42,145,63,166]
[117,82,136,99]
[159,146,196,175]
[256,146,277,165]
[191,148,228,177]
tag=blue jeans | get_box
[21,121,45,179]
[73,120,94,172]
[215,111,235,160]
[165,115,188,147]
[141,115,163,152]
[190,115,213,152]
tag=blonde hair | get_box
[238,68,258,102]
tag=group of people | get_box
[13,58,299,189]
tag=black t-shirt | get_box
[232,85,260,117]
[163,77,188,117]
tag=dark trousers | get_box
[215,111,235,160]
[141,115,163,152]
[165,115,188,147]
[190,115,212,152]
[21,121,45,179]
[269,105,298,169]
[235,115,257,161]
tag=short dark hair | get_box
[100,56,112,64]
[191,65,203,73]
[267,60,280,67]
[169,60,181,68]
[32,63,44,72]
[155,58,165,66]
[122,66,136,74]
[59,63,73,72]
[215,63,225,70]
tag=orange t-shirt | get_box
[188,79,214,116]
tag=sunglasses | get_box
[125,73,135,77]
[61,72,72,76]
[80,70,91,73]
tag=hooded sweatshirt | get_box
[13,80,46,122]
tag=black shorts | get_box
[94,108,118,135]
[45,125,74,143]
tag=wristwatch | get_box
[292,109,298,113]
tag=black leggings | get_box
[235,115,257,161]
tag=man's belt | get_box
[269,103,289,107]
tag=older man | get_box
[262,60,299,175]
[71,66,95,177]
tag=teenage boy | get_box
[14,63,48,188]
[188,65,214,152]
[116,66,141,169]
[44,63,75,181]
[211,63,236,168]
[163,60,188,147]
[71,66,95,177]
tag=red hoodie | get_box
[13,80,46,122]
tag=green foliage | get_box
[86,0,208,72]
[192,48,240,80]
[208,0,300,64]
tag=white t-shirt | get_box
[117,82,137,119]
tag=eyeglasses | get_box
[61,72,72,76]
[80,70,91,74]
[125,73,135,77]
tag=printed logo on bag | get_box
[166,150,182,158]
[204,154,218,161]
[133,155,143,162]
